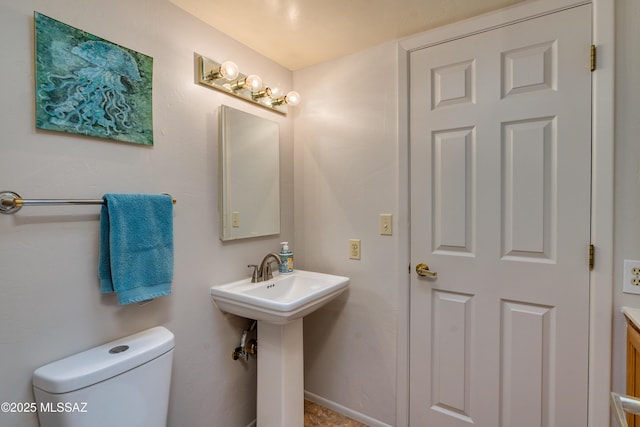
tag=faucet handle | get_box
[248,264,259,283]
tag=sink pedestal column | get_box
[257,318,304,427]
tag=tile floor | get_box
[303,400,368,427]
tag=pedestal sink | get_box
[210,270,349,427]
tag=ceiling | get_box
[170,0,526,70]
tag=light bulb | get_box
[285,91,301,106]
[272,90,302,106]
[245,74,263,91]
[230,74,263,91]
[219,61,239,80]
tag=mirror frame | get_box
[219,105,280,241]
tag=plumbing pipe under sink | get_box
[611,392,640,426]
[232,320,257,361]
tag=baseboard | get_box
[246,420,256,427]
[304,390,393,427]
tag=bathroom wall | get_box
[293,43,401,425]
[0,1,293,426]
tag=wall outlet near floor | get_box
[623,260,640,294]
[349,239,361,260]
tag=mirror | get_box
[219,105,280,240]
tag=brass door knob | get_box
[416,263,437,278]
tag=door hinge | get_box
[590,45,596,72]
[589,244,595,271]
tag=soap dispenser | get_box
[279,242,293,274]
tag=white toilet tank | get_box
[32,326,174,427]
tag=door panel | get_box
[500,301,553,427]
[431,290,473,421]
[501,117,555,261]
[432,127,475,254]
[409,5,592,426]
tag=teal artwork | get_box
[34,12,153,146]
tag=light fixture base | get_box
[196,55,289,115]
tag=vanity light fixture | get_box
[196,54,301,115]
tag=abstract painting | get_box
[34,12,154,146]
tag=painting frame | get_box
[34,12,154,146]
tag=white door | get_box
[409,5,592,426]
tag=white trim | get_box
[395,41,411,427]
[396,0,614,426]
[400,0,591,53]
[589,1,615,426]
[305,391,393,427]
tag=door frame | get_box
[395,1,614,426]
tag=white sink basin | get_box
[210,270,349,324]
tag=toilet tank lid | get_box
[33,326,174,394]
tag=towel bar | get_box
[0,191,176,214]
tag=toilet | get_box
[32,326,174,427]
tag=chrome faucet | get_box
[254,252,281,282]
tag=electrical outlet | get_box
[232,211,240,228]
[623,260,640,294]
[380,214,393,236]
[349,239,361,260]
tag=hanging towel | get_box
[99,194,174,305]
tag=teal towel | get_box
[99,194,174,305]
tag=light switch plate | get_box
[232,211,240,228]
[380,214,392,236]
